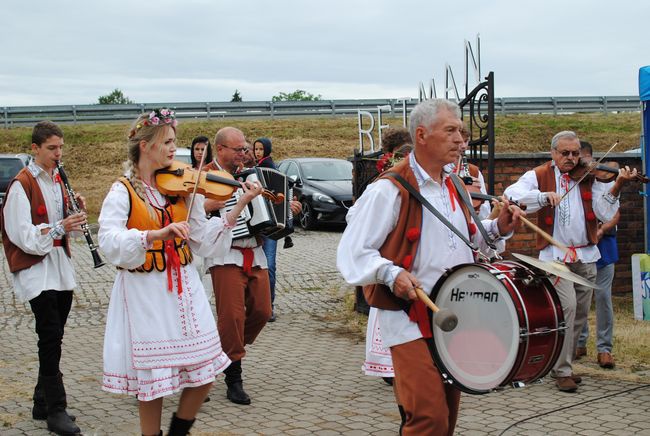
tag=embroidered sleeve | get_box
[337,180,402,287]
[97,182,148,269]
[592,180,619,223]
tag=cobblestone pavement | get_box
[1,227,649,435]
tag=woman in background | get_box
[190,135,213,169]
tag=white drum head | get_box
[432,264,520,393]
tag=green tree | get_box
[231,89,243,102]
[98,88,134,105]
[271,89,322,102]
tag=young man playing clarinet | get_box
[1,121,86,435]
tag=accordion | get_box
[219,167,294,240]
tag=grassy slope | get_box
[0,112,641,217]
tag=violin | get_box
[457,156,483,211]
[155,161,285,203]
[568,158,649,184]
[156,161,240,201]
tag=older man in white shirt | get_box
[338,99,523,436]
[504,131,636,392]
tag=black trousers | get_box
[28,290,73,377]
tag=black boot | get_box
[32,376,76,421]
[32,378,47,420]
[167,413,195,436]
[223,360,251,405]
[42,373,81,435]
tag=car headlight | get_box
[312,192,335,204]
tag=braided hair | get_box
[124,112,177,219]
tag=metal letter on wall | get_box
[357,110,375,153]
[396,98,409,127]
[445,63,460,102]
[377,105,391,149]
[464,35,481,97]
[419,79,437,102]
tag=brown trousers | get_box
[391,339,461,436]
[210,264,272,361]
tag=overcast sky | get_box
[2,0,648,106]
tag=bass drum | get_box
[430,261,565,394]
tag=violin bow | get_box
[180,148,209,249]
[559,140,618,202]
[185,148,207,222]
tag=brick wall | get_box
[489,152,644,294]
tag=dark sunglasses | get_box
[556,150,581,157]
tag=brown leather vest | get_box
[533,161,598,251]
[119,177,192,272]
[1,168,71,273]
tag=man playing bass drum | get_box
[338,99,522,436]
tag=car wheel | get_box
[300,201,317,230]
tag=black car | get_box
[277,158,353,229]
[0,153,32,208]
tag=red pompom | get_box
[581,190,592,201]
[406,227,421,243]
[586,211,596,221]
[544,216,553,226]
[468,223,477,236]
[36,205,47,216]
[402,254,413,270]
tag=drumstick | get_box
[518,215,574,260]
[505,204,575,262]
[414,287,458,332]
[414,287,442,312]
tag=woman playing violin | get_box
[98,109,262,436]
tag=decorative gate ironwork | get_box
[351,71,495,200]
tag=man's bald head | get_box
[214,127,246,172]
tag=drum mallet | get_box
[414,288,458,332]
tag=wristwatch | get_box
[48,220,65,240]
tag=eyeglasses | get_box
[556,150,581,157]
[219,144,246,153]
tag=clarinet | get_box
[55,161,106,268]
[459,155,474,186]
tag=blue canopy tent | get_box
[640,66,650,250]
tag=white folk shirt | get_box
[2,162,77,302]
[203,159,267,270]
[503,163,618,263]
[337,153,503,348]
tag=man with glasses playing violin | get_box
[504,130,637,392]
[203,127,272,406]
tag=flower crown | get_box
[136,108,178,130]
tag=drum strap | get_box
[448,173,498,251]
[384,172,479,252]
